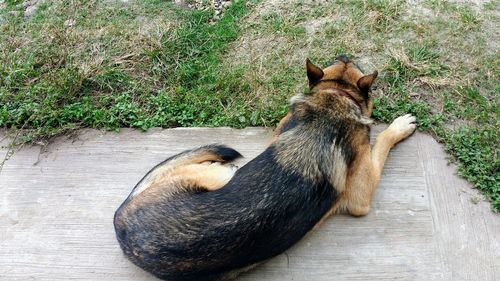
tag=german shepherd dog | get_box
[114,55,417,280]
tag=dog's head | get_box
[306,55,377,117]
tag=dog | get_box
[114,55,417,281]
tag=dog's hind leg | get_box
[335,114,416,216]
[128,145,242,199]
[169,162,239,191]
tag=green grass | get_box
[0,0,499,210]
[0,0,270,138]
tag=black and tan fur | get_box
[114,55,417,281]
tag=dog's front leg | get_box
[371,114,417,177]
[336,114,416,216]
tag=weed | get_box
[445,127,499,211]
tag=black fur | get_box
[210,145,243,162]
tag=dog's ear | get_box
[357,70,378,92]
[306,58,324,86]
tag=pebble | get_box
[23,0,39,19]
[64,19,76,27]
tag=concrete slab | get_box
[0,126,498,281]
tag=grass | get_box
[0,0,269,137]
[0,0,499,210]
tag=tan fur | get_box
[321,63,344,80]
[271,112,292,143]
[122,162,238,225]
[170,163,237,191]
[135,162,236,202]
[130,151,229,198]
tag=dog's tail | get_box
[127,144,242,199]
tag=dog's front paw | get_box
[387,114,417,143]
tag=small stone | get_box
[24,5,37,18]
[64,19,76,27]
